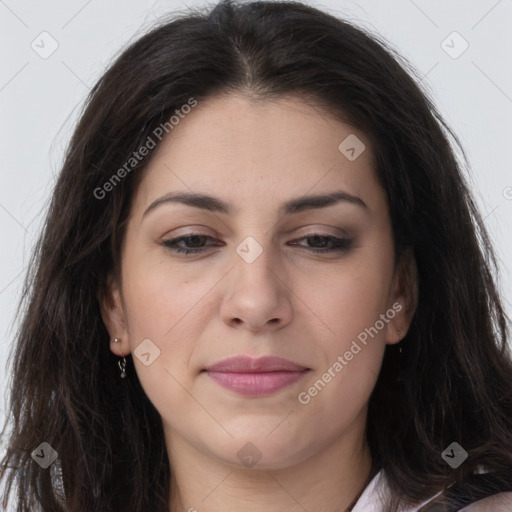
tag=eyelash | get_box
[162,233,353,255]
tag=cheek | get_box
[305,254,394,344]
[120,256,202,392]
[296,251,393,412]
[297,291,387,429]
[121,274,198,421]
[297,346,384,445]
[121,247,201,336]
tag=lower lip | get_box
[205,370,309,396]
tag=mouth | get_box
[202,355,311,397]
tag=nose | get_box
[219,238,293,333]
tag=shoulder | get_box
[460,492,512,511]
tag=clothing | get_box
[351,470,512,511]
[350,470,437,511]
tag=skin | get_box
[101,93,417,512]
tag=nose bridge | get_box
[220,233,292,330]
[232,234,281,289]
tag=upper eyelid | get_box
[163,230,352,241]
[162,223,354,238]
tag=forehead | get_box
[132,93,382,217]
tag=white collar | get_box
[351,470,439,511]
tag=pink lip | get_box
[203,356,310,397]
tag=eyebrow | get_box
[142,190,368,218]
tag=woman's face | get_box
[103,93,413,470]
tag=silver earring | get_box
[118,357,127,378]
[397,329,403,353]
[114,338,120,343]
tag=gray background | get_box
[1,0,511,504]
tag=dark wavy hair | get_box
[1,1,511,510]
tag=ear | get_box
[98,273,131,357]
[385,248,418,345]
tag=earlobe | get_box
[97,273,130,356]
[386,248,418,345]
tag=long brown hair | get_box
[1,1,511,510]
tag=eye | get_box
[288,234,353,253]
[162,233,353,255]
[162,234,221,255]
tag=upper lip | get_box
[204,356,309,373]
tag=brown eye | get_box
[162,234,221,255]
[288,234,353,253]
[162,233,353,256]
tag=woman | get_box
[1,1,511,510]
